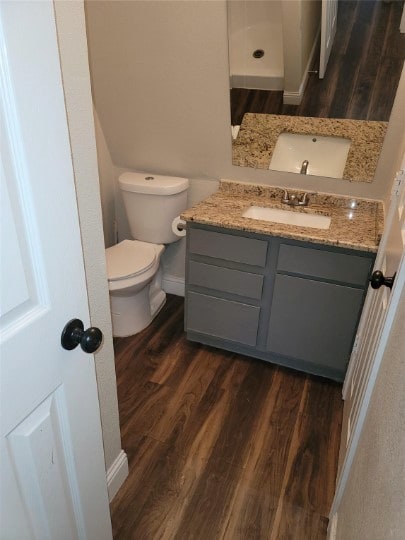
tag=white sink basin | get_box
[242,206,331,229]
[269,132,351,178]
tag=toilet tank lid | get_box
[119,172,189,195]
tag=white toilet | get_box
[106,172,189,337]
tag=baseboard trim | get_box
[327,512,338,540]
[283,90,304,106]
[106,450,128,502]
[231,73,284,91]
[162,274,185,297]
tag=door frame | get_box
[54,0,127,501]
[329,167,405,519]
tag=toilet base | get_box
[110,283,166,338]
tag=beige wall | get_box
[54,1,123,473]
[335,286,405,539]
[282,1,302,92]
[376,63,405,208]
[93,108,116,248]
[85,0,231,180]
[282,0,320,96]
[301,0,321,73]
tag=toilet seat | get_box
[106,239,157,282]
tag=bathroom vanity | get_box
[233,114,388,182]
[182,180,383,381]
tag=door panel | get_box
[0,2,112,538]
[6,391,79,540]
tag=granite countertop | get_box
[181,180,384,253]
[232,113,388,183]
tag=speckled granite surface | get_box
[181,180,384,253]
[232,113,388,183]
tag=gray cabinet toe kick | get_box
[185,224,375,381]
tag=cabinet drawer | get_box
[266,274,364,370]
[277,244,372,285]
[187,292,260,346]
[189,228,268,267]
[188,261,263,299]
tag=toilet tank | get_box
[119,172,189,244]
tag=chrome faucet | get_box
[300,160,309,174]
[281,190,309,207]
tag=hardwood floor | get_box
[231,0,405,125]
[111,295,343,539]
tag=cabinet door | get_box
[277,244,372,286]
[187,292,260,346]
[266,275,364,372]
[188,228,268,267]
[188,261,264,300]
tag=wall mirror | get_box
[228,0,405,179]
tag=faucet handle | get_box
[298,192,309,206]
[282,190,290,203]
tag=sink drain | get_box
[253,49,265,59]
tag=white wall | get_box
[54,2,124,478]
[335,287,405,539]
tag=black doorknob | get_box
[61,319,103,353]
[370,270,396,290]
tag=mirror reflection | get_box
[229,0,405,179]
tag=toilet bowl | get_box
[106,240,165,337]
[105,172,189,337]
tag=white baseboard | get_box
[327,512,338,540]
[162,274,185,297]
[283,90,304,106]
[231,74,284,91]
[283,26,320,105]
[106,450,128,501]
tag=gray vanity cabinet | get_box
[266,275,364,371]
[265,243,373,375]
[185,224,375,381]
[186,228,267,347]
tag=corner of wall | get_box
[93,107,117,247]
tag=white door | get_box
[330,161,405,518]
[0,2,112,539]
[319,0,338,79]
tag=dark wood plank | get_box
[219,369,307,539]
[275,503,329,540]
[110,295,343,539]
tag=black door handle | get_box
[61,319,103,353]
[370,270,396,290]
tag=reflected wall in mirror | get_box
[228,0,405,178]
